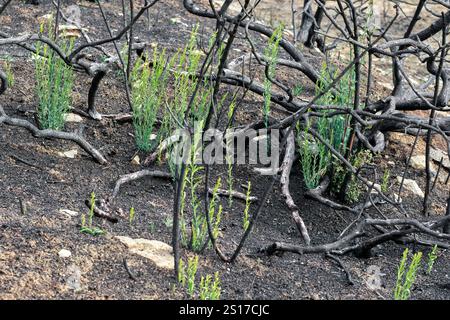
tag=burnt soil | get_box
[0,0,449,300]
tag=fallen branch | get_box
[84,199,118,223]
[111,169,172,199]
[208,187,258,202]
[280,130,311,245]
[0,106,107,164]
[305,177,357,213]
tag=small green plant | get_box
[129,206,135,226]
[292,84,303,96]
[186,255,199,297]
[426,245,438,275]
[394,248,422,300]
[163,215,173,229]
[178,123,222,252]
[131,47,171,152]
[298,60,356,190]
[80,192,105,236]
[34,22,74,130]
[148,221,155,233]
[345,150,373,203]
[262,24,283,127]
[199,271,221,300]
[297,119,330,189]
[243,180,252,231]
[119,43,129,78]
[1,59,14,87]
[225,99,236,208]
[381,169,390,193]
[178,255,199,298]
[178,255,221,300]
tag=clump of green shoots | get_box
[1,58,14,87]
[186,255,199,297]
[182,166,222,252]
[199,272,221,300]
[131,47,171,152]
[292,84,303,97]
[243,180,252,231]
[178,255,221,300]
[80,192,105,236]
[344,150,373,203]
[394,248,422,300]
[297,59,356,190]
[426,245,438,275]
[297,119,330,189]
[178,255,198,297]
[262,24,283,127]
[178,121,222,252]
[34,22,74,130]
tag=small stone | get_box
[58,149,78,159]
[131,155,140,165]
[49,169,65,181]
[396,177,424,198]
[64,113,83,123]
[115,236,174,270]
[410,155,436,171]
[59,209,79,217]
[58,249,72,258]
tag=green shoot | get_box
[80,192,105,236]
[293,84,303,96]
[262,24,283,127]
[131,48,170,152]
[186,255,199,297]
[1,59,14,87]
[199,271,221,300]
[426,245,438,275]
[129,206,135,226]
[243,180,252,231]
[34,22,74,130]
[178,256,221,300]
[381,169,390,193]
[394,248,422,300]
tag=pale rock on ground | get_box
[115,236,174,270]
[58,249,72,258]
[396,177,425,198]
[59,209,79,217]
[64,113,84,123]
[131,155,140,165]
[57,149,78,159]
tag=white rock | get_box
[115,236,174,270]
[59,209,79,217]
[58,149,78,159]
[410,155,427,170]
[410,155,437,171]
[64,113,83,123]
[58,249,72,258]
[131,155,140,165]
[396,177,424,198]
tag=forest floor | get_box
[0,0,449,300]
